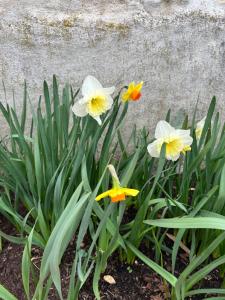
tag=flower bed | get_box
[0,76,225,300]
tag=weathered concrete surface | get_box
[0,0,225,134]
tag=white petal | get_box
[155,121,175,139]
[176,129,190,137]
[79,96,89,104]
[103,86,115,95]
[94,116,102,125]
[176,130,193,146]
[147,140,161,158]
[167,152,181,161]
[72,102,87,117]
[196,117,206,130]
[82,75,103,96]
[198,116,206,125]
[106,95,114,110]
[184,136,193,146]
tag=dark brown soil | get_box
[0,239,166,299]
[79,257,167,300]
[0,215,166,300]
[0,215,223,300]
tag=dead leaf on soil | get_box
[103,275,116,284]
[150,295,164,300]
[166,233,190,255]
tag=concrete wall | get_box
[0,0,225,134]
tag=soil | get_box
[0,240,165,299]
[0,215,223,300]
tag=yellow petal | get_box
[122,82,135,101]
[108,188,122,198]
[127,82,135,92]
[122,188,139,197]
[95,190,111,201]
[122,91,130,101]
[135,81,143,92]
[182,145,191,154]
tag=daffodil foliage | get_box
[0,76,225,300]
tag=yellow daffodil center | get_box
[108,188,126,203]
[182,145,191,154]
[87,95,107,116]
[122,82,143,102]
[164,137,183,156]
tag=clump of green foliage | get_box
[0,77,225,300]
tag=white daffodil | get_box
[147,120,193,161]
[72,75,115,125]
[195,117,206,140]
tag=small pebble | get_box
[103,275,116,284]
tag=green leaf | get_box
[0,284,18,300]
[21,81,27,133]
[22,225,35,299]
[186,289,225,297]
[126,241,177,287]
[144,216,225,231]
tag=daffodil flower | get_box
[147,121,193,161]
[195,117,206,140]
[96,165,139,203]
[181,145,192,154]
[122,81,143,102]
[72,75,115,125]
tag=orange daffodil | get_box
[72,75,115,125]
[147,121,193,161]
[96,165,139,203]
[122,82,143,102]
